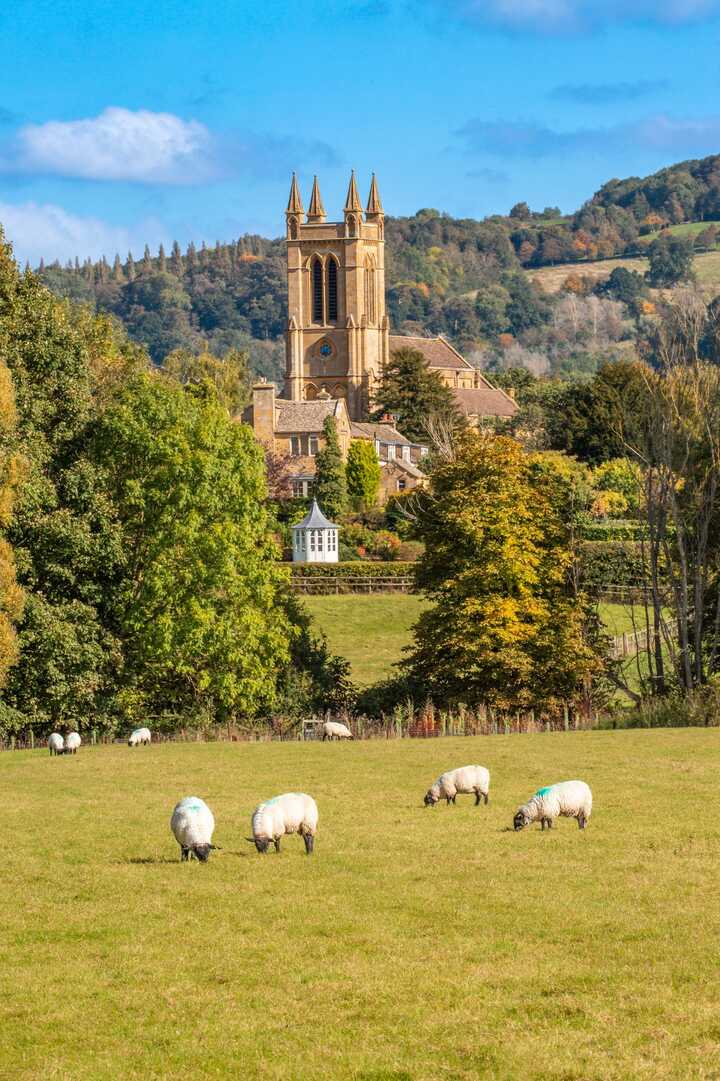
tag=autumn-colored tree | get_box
[406,432,604,714]
[162,346,251,416]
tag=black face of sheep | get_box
[254,838,270,854]
[423,792,437,807]
[513,811,530,831]
[193,844,212,862]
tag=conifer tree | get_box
[142,244,152,274]
[373,348,462,443]
[186,241,197,272]
[126,252,136,281]
[313,416,347,520]
[112,254,124,283]
[346,439,381,511]
[170,240,183,276]
[157,243,166,273]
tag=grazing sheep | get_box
[128,727,151,747]
[48,733,64,756]
[64,732,81,755]
[251,793,318,855]
[424,765,490,807]
[322,720,353,741]
[513,780,592,832]
[170,797,216,862]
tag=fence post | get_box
[563,704,569,731]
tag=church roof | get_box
[292,499,338,531]
[453,386,518,419]
[388,334,474,371]
[274,398,346,434]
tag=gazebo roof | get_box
[292,499,338,531]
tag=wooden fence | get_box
[611,619,673,660]
[291,575,415,595]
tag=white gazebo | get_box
[292,499,339,563]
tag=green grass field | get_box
[304,595,646,685]
[3,731,720,1080]
[529,246,720,294]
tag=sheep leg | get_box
[578,815,586,830]
[274,838,281,853]
[181,847,189,861]
[474,791,481,806]
[304,834,314,855]
[446,797,452,805]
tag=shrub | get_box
[602,685,720,728]
[290,561,414,578]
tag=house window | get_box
[402,446,410,461]
[309,435,319,456]
[327,258,338,322]
[312,257,323,323]
[387,444,396,460]
[290,435,301,456]
[292,480,309,498]
[397,479,406,491]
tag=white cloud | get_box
[0,201,167,265]
[445,0,720,31]
[10,107,213,184]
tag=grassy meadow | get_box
[304,594,648,685]
[2,731,720,1080]
[528,246,720,294]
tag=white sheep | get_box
[424,764,490,807]
[170,797,216,862]
[513,780,592,832]
[128,727,151,747]
[322,720,353,741]
[48,733,64,756]
[251,792,318,855]
[64,732,81,755]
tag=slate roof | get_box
[292,499,338,531]
[274,398,344,434]
[382,459,425,479]
[389,334,474,371]
[453,387,518,419]
[350,421,412,445]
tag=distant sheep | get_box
[128,727,151,747]
[513,780,592,832]
[424,765,490,807]
[64,732,81,755]
[170,797,216,862]
[251,793,318,855]
[322,720,353,741]
[48,733,64,756]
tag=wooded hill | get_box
[30,153,720,378]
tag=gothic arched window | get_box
[364,257,376,324]
[327,257,338,322]
[311,257,323,323]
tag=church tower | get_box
[284,171,389,420]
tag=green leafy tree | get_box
[646,234,695,287]
[162,346,252,415]
[406,431,604,713]
[0,360,24,691]
[372,347,461,443]
[313,416,347,520]
[93,373,293,723]
[346,440,381,511]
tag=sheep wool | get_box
[64,732,81,755]
[322,720,353,741]
[424,765,490,807]
[251,792,318,855]
[170,797,216,862]
[514,780,592,832]
[48,733,64,756]
[128,727,152,747]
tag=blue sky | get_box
[1,0,719,264]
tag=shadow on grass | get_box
[124,849,255,865]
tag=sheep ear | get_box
[244,837,256,844]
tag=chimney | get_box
[252,383,276,448]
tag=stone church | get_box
[245,172,516,499]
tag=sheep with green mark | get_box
[251,793,318,854]
[513,780,592,832]
[424,764,490,807]
[170,797,217,862]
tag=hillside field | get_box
[2,731,720,1080]
[304,595,648,685]
[529,246,720,294]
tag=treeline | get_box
[0,229,352,739]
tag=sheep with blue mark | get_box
[513,780,592,832]
[251,793,318,854]
[170,797,217,862]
